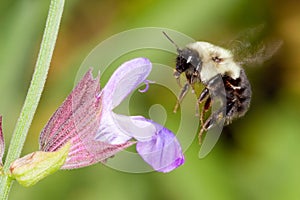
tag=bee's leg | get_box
[198,87,209,102]
[199,95,211,124]
[195,86,206,115]
[196,86,209,115]
[196,87,211,142]
[198,106,226,143]
[198,96,212,143]
[174,71,182,87]
[199,116,213,144]
[173,83,190,113]
[198,74,227,143]
[196,87,207,111]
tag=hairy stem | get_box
[0,0,65,199]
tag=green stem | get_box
[0,0,65,199]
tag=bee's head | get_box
[175,48,202,83]
[162,31,203,84]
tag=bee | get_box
[163,28,282,141]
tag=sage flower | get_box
[95,58,184,172]
[10,58,184,187]
[39,57,184,172]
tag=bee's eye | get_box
[212,56,223,63]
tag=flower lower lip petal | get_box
[95,111,132,144]
[136,120,184,173]
[112,114,157,141]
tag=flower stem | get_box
[0,0,65,199]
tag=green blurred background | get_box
[1,0,300,199]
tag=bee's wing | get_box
[231,38,283,66]
[225,25,283,66]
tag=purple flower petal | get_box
[135,118,185,173]
[95,112,133,144]
[39,69,133,169]
[95,58,153,144]
[0,116,4,164]
[102,58,152,109]
[96,114,184,172]
[95,112,156,144]
[113,114,157,141]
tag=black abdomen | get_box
[223,69,252,124]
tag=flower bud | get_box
[9,142,70,187]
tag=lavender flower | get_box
[9,57,184,187]
[95,58,184,172]
[38,58,183,172]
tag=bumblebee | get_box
[163,30,281,140]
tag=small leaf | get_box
[9,142,70,187]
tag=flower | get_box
[95,58,184,172]
[39,57,184,172]
[9,57,184,187]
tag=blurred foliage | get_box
[1,0,300,199]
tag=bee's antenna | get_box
[162,31,181,51]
